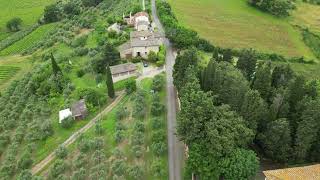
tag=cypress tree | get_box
[252,61,272,101]
[236,49,257,81]
[51,53,61,76]
[222,48,233,63]
[106,64,115,98]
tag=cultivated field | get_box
[168,0,316,59]
[0,0,53,32]
[0,23,56,56]
[0,55,32,90]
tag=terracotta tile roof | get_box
[134,11,149,18]
[263,164,320,180]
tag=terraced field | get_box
[0,66,20,85]
[0,23,56,56]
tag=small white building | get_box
[59,108,72,124]
[107,23,121,34]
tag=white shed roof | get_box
[59,108,72,123]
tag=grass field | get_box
[291,2,320,34]
[0,23,56,56]
[168,0,316,59]
[0,0,54,32]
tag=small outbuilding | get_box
[71,99,88,120]
[110,63,138,79]
[107,23,122,34]
[59,108,72,124]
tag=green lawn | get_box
[168,0,316,59]
[0,0,54,32]
[0,23,56,56]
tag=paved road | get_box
[151,1,183,180]
[31,91,125,175]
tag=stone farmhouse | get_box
[58,99,88,123]
[119,11,163,59]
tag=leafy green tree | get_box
[128,165,144,180]
[55,145,68,159]
[63,2,80,16]
[219,148,259,180]
[49,159,67,178]
[236,49,257,80]
[17,151,33,170]
[82,0,103,7]
[151,93,164,116]
[106,64,115,98]
[44,4,61,23]
[6,17,23,32]
[253,61,272,100]
[258,118,292,163]
[17,170,32,180]
[151,159,167,178]
[71,167,86,180]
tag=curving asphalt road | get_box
[151,1,184,180]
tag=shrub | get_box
[148,51,158,62]
[151,118,164,130]
[76,69,86,77]
[151,159,167,177]
[74,47,89,56]
[152,75,165,92]
[6,17,23,32]
[71,35,88,48]
[78,138,92,153]
[111,159,127,176]
[128,165,144,179]
[133,121,145,133]
[61,116,74,129]
[151,142,167,156]
[131,145,143,158]
[116,107,129,120]
[125,79,137,94]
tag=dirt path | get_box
[151,0,184,180]
[31,91,125,175]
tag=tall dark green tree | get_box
[201,61,250,111]
[51,53,61,76]
[173,48,198,91]
[258,118,292,163]
[271,64,294,88]
[294,98,320,162]
[240,89,267,133]
[269,88,290,121]
[221,48,233,63]
[252,61,272,100]
[106,64,115,98]
[288,75,306,111]
[236,49,257,80]
[104,43,120,66]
